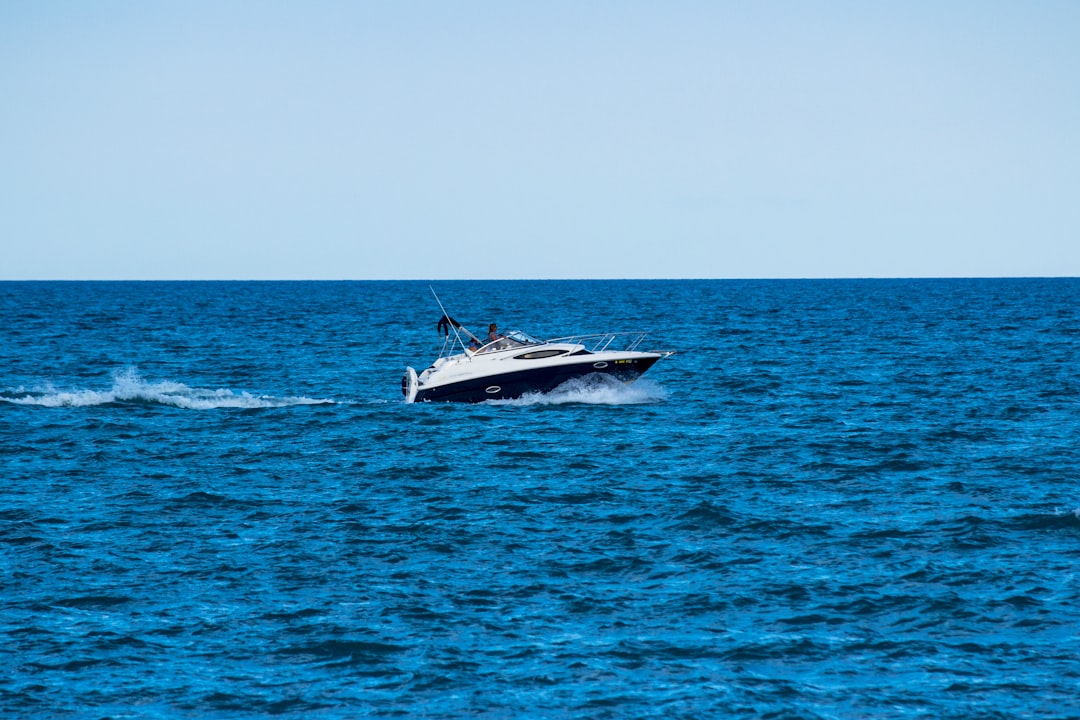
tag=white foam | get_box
[492,375,668,406]
[1,367,334,410]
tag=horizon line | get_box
[1,275,1078,283]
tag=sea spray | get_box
[1,365,334,409]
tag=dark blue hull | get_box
[413,356,660,403]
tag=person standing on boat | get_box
[483,323,506,351]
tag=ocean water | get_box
[2,278,1079,719]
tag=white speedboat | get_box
[402,306,672,404]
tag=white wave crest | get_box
[492,375,668,406]
[1,367,334,410]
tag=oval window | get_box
[486,386,501,394]
[515,349,566,360]
[593,362,608,369]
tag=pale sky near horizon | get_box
[2,1,1078,280]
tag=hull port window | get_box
[515,349,567,360]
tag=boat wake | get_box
[1,367,334,410]
[492,375,668,406]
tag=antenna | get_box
[429,285,450,318]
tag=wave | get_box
[492,375,668,406]
[0,367,334,410]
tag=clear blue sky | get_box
[3,1,1078,280]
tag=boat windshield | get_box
[505,330,541,345]
[476,329,542,353]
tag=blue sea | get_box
[2,278,1079,719]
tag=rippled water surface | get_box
[2,279,1079,719]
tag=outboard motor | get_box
[401,367,419,403]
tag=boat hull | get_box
[410,354,660,403]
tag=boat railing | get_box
[546,331,651,353]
